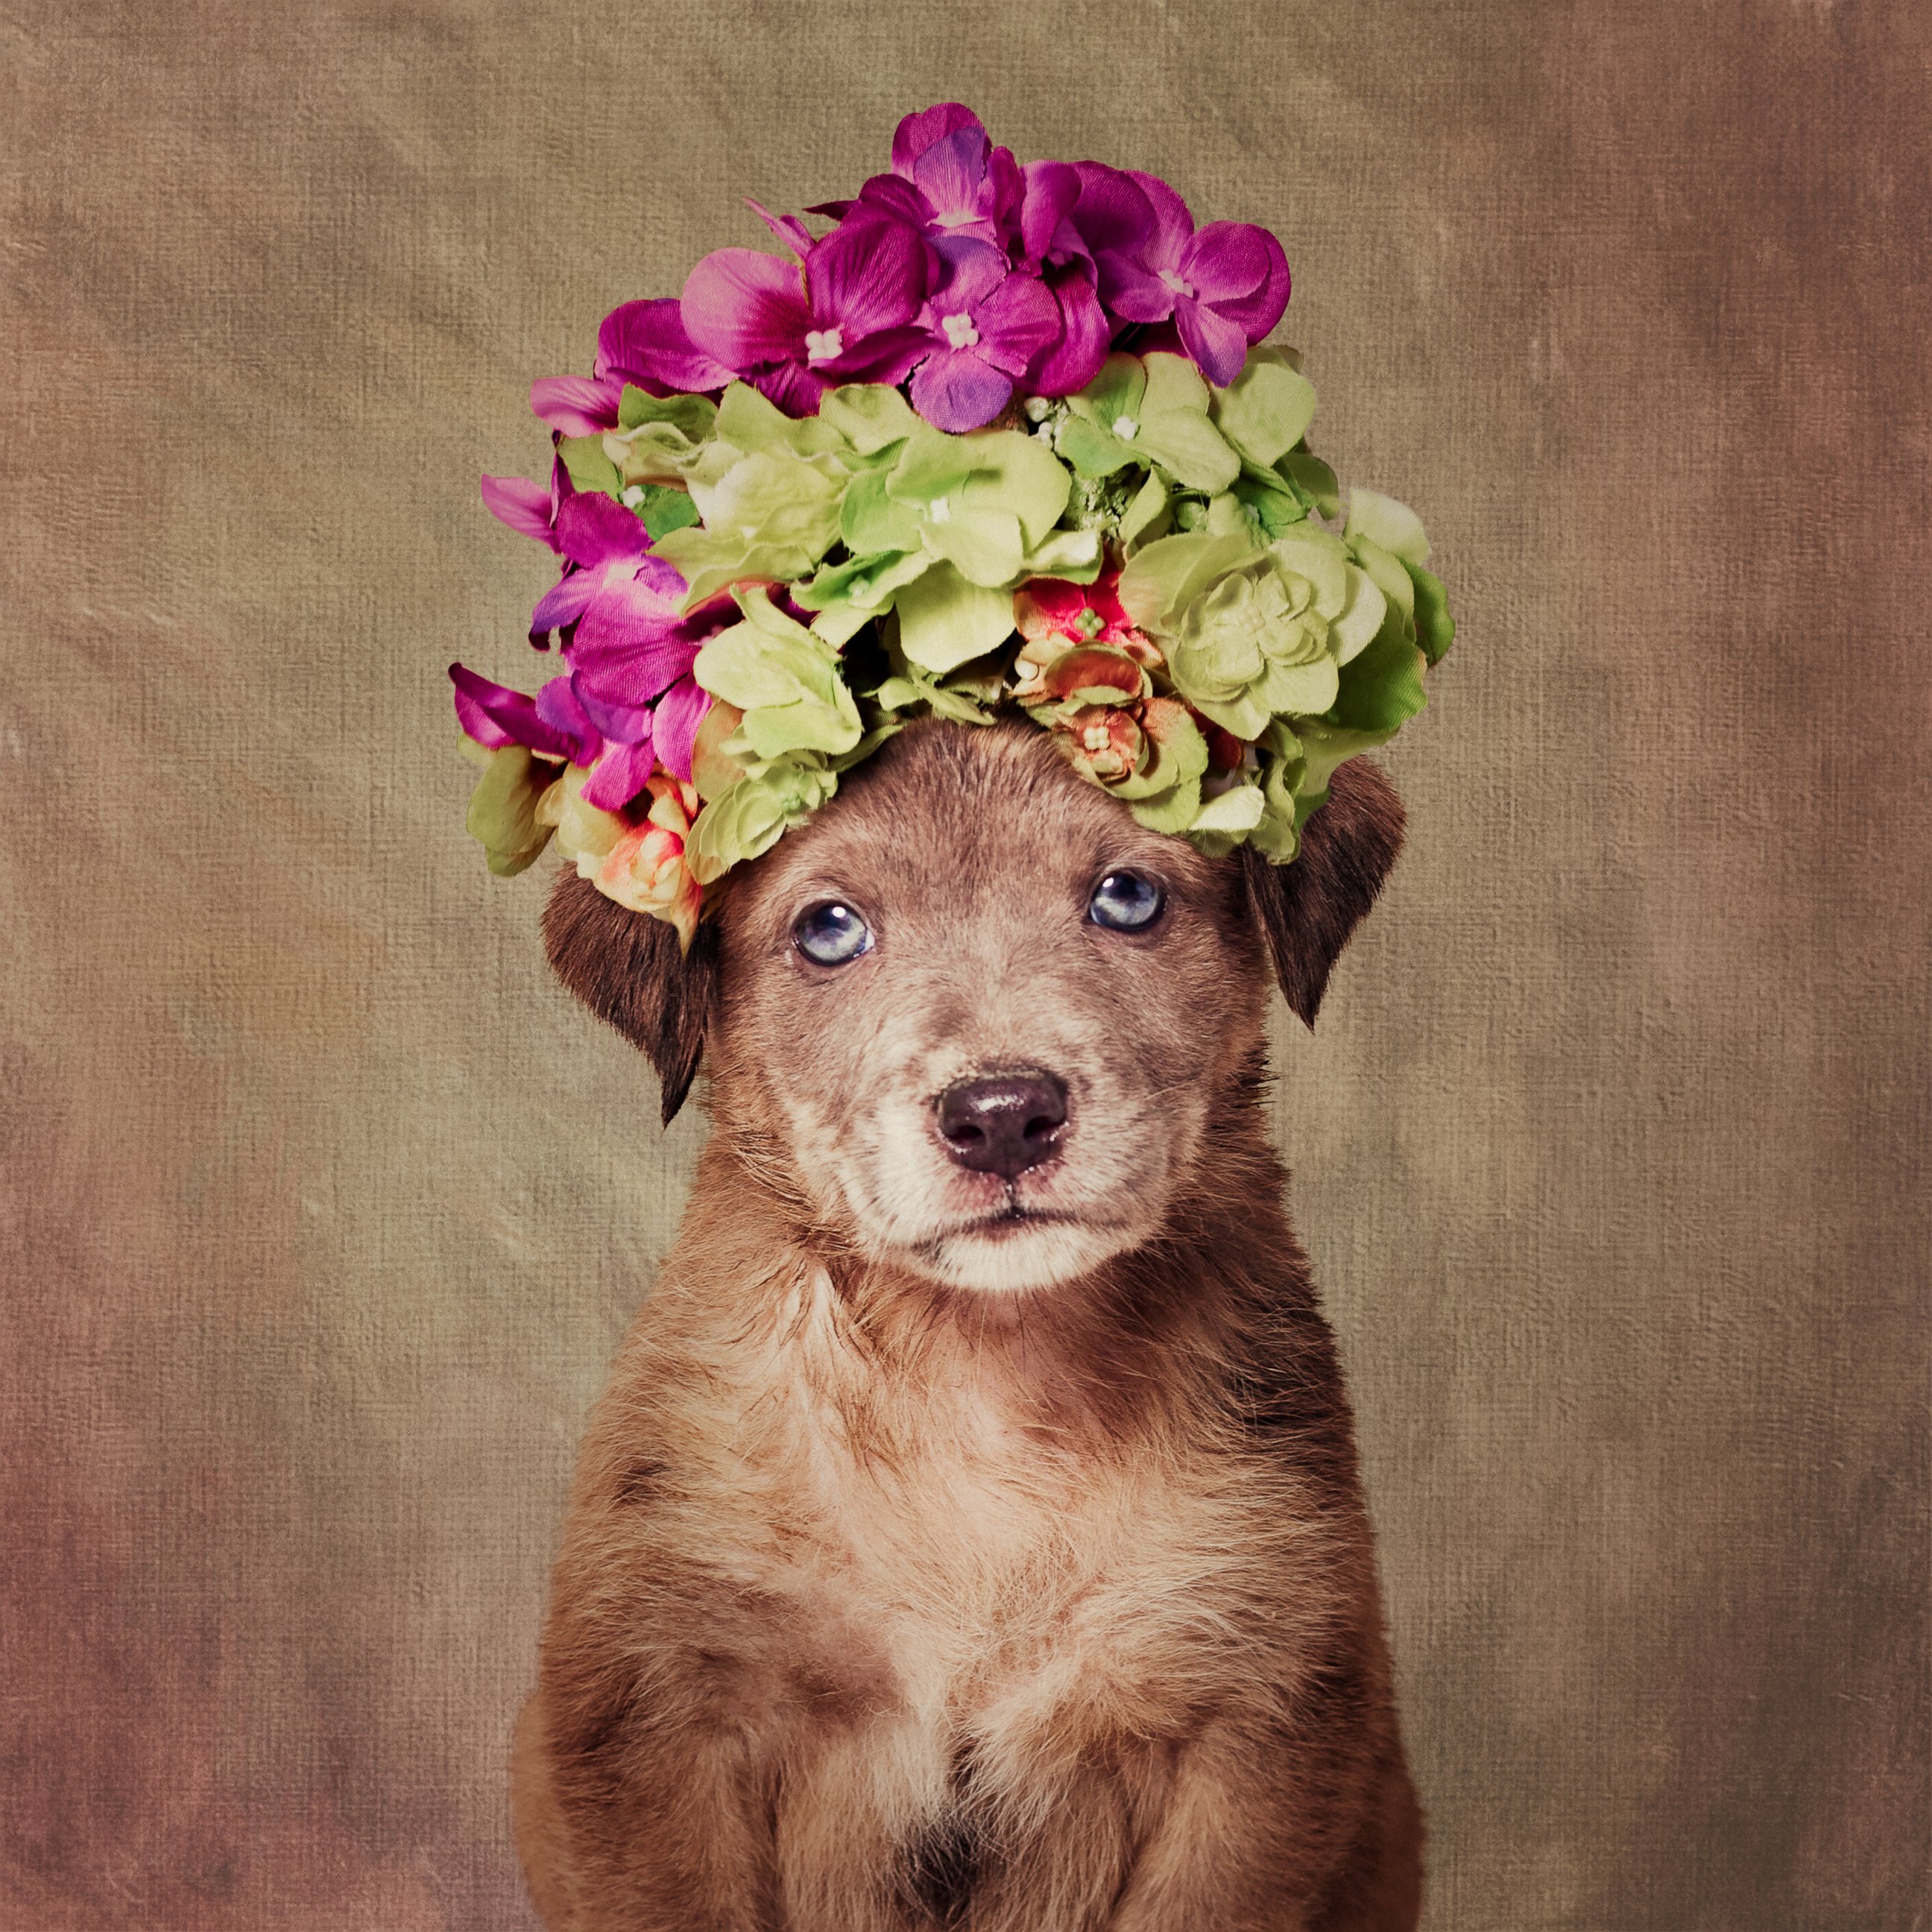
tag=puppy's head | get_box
[544,720,1401,1293]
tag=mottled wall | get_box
[1,1,1925,1925]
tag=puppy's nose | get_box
[935,1070,1069,1178]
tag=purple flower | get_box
[679,215,935,416]
[529,493,733,791]
[908,239,1061,432]
[1096,172,1289,386]
[835,104,1023,250]
[530,299,735,437]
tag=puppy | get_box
[511,717,1421,1931]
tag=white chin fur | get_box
[909,1216,1140,1294]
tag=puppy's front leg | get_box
[1104,1730,1313,1932]
[515,1668,780,1932]
[1107,1723,1420,1932]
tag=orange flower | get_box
[596,773,703,947]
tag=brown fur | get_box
[515,722,1421,1930]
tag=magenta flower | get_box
[909,239,1061,431]
[518,493,730,790]
[679,216,934,416]
[450,665,597,764]
[833,103,1023,250]
[1010,160,1158,395]
[480,453,572,554]
[528,493,689,649]
[531,299,735,437]
[1096,172,1289,386]
[453,494,731,804]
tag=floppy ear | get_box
[1240,757,1406,1029]
[541,871,719,1125]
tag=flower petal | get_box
[821,323,933,389]
[1032,268,1110,394]
[911,125,992,227]
[529,568,598,636]
[554,491,653,570]
[808,216,931,336]
[681,247,809,373]
[1175,297,1250,388]
[530,374,622,436]
[450,664,580,759]
[535,675,604,760]
[481,475,560,550]
[580,738,657,812]
[597,297,734,394]
[1208,224,1290,338]
[909,349,1014,432]
[651,675,713,781]
[891,102,987,174]
[751,359,827,417]
[1018,160,1082,265]
[1125,170,1195,274]
[569,676,652,744]
[1068,163,1155,257]
[569,630,702,707]
[745,198,814,262]
[975,268,1061,377]
[1095,254,1174,326]
[852,174,931,227]
[929,234,1008,313]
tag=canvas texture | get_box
[1,1,1926,1925]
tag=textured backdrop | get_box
[2,1,1926,1926]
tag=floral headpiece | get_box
[453,104,1453,947]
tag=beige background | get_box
[2,1,1927,1926]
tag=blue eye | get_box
[1088,870,1165,932]
[793,900,873,966]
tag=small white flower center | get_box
[929,496,953,523]
[1082,724,1114,751]
[1159,267,1196,299]
[941,311,980,350]
[1112,414,1138,441]
[804,326,845,363]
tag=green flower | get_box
[1210,347,1317,469]
[796,423,1099,672]
[692,585,863,760]
[686,757,839,885]
[1059,353,1241,496]
[1116,524,1387,739]
[461,742,559,877]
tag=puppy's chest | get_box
[745,1386,1272,1737]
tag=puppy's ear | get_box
[1240,758,1406,1029]
[541,871,719,1125]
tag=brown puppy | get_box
[511,717,1421,1931]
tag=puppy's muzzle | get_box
[935,1070,1069,1179]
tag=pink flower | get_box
[1014,567,1161,659]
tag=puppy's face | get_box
[542,719,1402,1297]
[707,722,1266,1293]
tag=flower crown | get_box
[453,104,1453,947]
